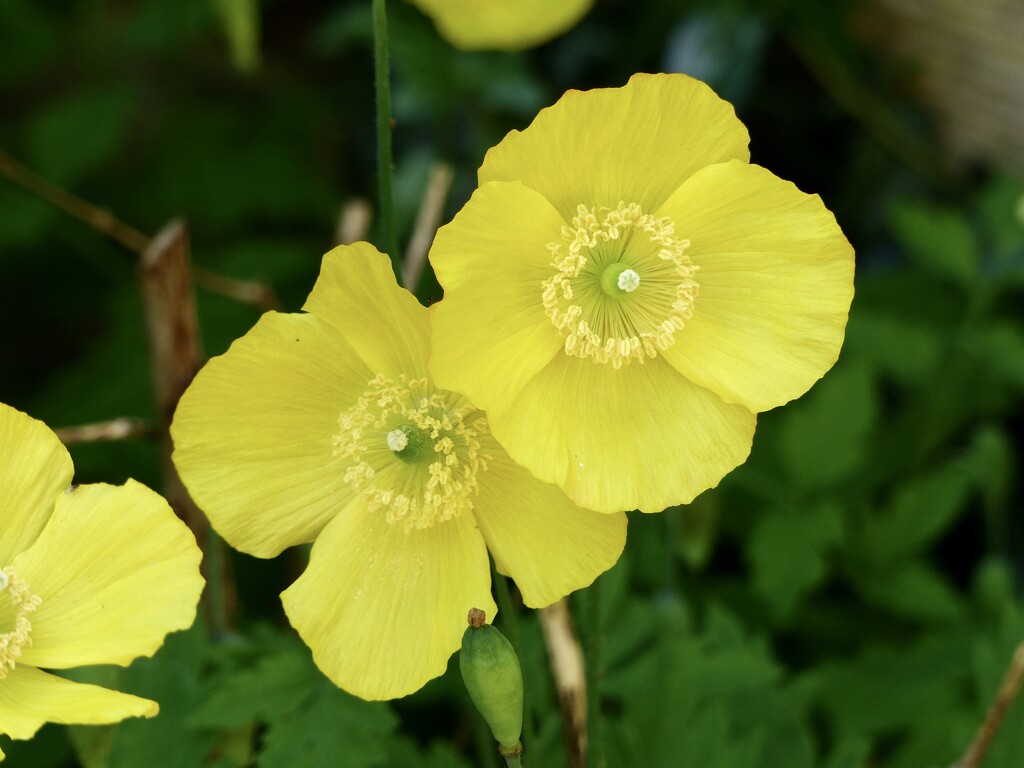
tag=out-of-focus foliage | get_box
[1,0,1022,766]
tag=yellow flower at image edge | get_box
[407,0,593,51]
[0,405,204,760]
[428,72,856,514]
[170,243,626,701]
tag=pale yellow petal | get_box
[0,404,73,564]
[409,0,593,50]
[12,481,202,669]
[479,73,750,219]
[657,161,855,412]
[429,181,565,413]
[487,354,755,513]
[303,242,429,380]
[281,498,495,700]
[474,434,627,607]
[0,664,156,740]
[172,311,373,557]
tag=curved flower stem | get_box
[371,0,400,281]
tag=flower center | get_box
[0,567,42,680]
[542,201,699,368]
[334,374,489,530]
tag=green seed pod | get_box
[459,608,524,751]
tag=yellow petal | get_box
[487,354,755,513]
[0,664,156,740]
[429,181,565,412]
[0,404,73,564]
[172,311,373,557]
[281,498,495,700]
[408,0,593,50]
[12,481,202,669]
[657,161,855,412]
[303,242,429,380]
[479,73,750,219]
[474,434,627,607]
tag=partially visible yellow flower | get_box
[0,404,204,760]
[170,242,626,701]
[428,73,855,514]
[407,0,593,51]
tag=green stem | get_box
[371,0,400,279]
[204,527,229,639]
[501,749,524,768]
[492,566,519,647]
[585,580,604,768]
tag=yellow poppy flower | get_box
[170,242,626,701]
[0,404,204,760]
[407,0,593,51]
[428,73,855,514]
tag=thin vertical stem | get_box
[492,567,519,647]
[585,580,604,768]
[371,0,400,279]
[204,528,230,639]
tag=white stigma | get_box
[0,571,7,590]
[386,428,409,452]
[617,269,641,292]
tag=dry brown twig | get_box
[539,598,588,768]
[0,148,150,253]
[953,640,1024,768]
[0,151,237,629]
[54,417,153,445]
[0,148,279,312]
[337,197,374,245]
[403,161,454,289]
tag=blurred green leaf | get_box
[815,632,971,740]
[0,1,59,87]
[889,200,979,287]
[776,362,877,491]
[748,503,843,621]
[26,87,137,185]
[671,494,719,571]
[823,739,871,768]
[212,0,261,73]
[969,323,1024,392]
[606,602,813,768]
[844,310,941,385]
[857,561,965,622]
[257,681,398,768]
[975,176,1024,282]
[188,642,321,729]
[859,465,971,569]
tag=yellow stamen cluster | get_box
[0,567,42,680]
[542,201,699,368]
[333,374,489,530]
